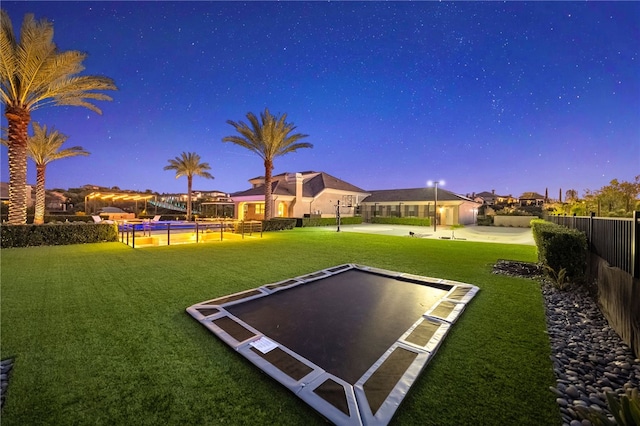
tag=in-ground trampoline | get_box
[186,264,479,425]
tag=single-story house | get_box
[360,187,481,226]
[231,171,481,226]
[231,171,371,220]
[519,192,546,206]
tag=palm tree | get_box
[163,152,214,220]
[0,10,116,224]
[222,108,312,220]
[28,122,89,224]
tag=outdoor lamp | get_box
[427,180,445,232]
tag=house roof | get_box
[362,187,473,203]
[231,171,369,198]
[475,191,512,199]
[475,191,497,198]
[304,172,368,195]
[519,192,546,199]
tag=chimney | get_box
[492,189,495,194]
[295,173,303,200]
[286,173,305,217]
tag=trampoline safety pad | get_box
[186,264,479,425]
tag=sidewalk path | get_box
[324,223,535,245]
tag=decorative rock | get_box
[0,357,14,410]
[498,262,640,425]
[541,280,640,423]
[565,385,580,399]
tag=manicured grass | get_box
[0,228,560,425]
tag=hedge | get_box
[1,222,118,248]
[0,215,94,223]
[371,216,432,227]
[299,216,363,227]
[531,219,587,282]
[262,218,297,231]
[477,216,493,226]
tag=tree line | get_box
[551,176,640,218]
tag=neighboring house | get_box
[0,181,35,208]
[231,171,370,220]
[360,187,481,226]
[473,190,517,206]
[46,191,69,211]
[519,192,546,206]
[195,190,234,218]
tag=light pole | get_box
[427,180,445,232]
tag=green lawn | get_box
[0,228,560,425]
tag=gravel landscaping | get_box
[494,260,640,426]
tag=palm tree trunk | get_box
[5,106,31,225]
[187,176,193,221]
[34,165,46,224]
[264,159,274,221]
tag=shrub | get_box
[299,216,363,227]
[575,389,640,426]
[370,217,432,226]
[476,216,493,226]
[262,218,296,231]
[531,219,587,282]
[543,265,569,291]
[1,222,118,248]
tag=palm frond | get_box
[1,10,116,113]
[0,126,8,147]
[16,13,56,105]
[0,10,19,102]
[27,50,86,98]
[50,146,90,161]
[164,152,214,180]
[32,75,116,112]
[222,108,311,163]
[276,141,313,156]
[26,122,88,166]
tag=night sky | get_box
[1,1,638,198]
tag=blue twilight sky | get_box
[1,1,639,198]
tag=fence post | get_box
[633,211,639,279]
[589,212,595,253]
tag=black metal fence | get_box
[548,212,640,278]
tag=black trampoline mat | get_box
[187,265,479,425]
[225,269,449,385]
